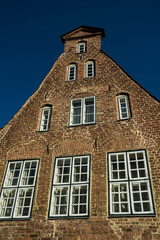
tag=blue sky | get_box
[0,0,160,128]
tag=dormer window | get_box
[86,61,94,78]
[67,64,76,81]
[39,107,51,131]
[77,43,86,53]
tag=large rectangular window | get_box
[69,96,95,126]
[49,155,90,218]
[0,160,39,219]
[108,150,155,217]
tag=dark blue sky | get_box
[0,0,160,128]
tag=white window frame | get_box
[67,64,76,81]
[77,43,86,53]
[117,95,130,120]
[0,160,39,219]
[69,96,96,126]
[39,107,51,131]
[85,61,94,78]
[49,155,90,218]
[108,150,154,216]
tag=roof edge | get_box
[100,49,160,104]
[61,25,105,43]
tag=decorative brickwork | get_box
[0,26,160,239]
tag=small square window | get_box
[77,43,86,53]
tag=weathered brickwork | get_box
[0,26,160,240]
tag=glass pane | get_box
[134,203,142,212]
[80,205,86,214]
[143,202,151,211]
[85,114,94,123]
[73,116,81,124]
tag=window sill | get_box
[117,117,131,122]
[0,217,31,221]
[48,215,89,220]
[37,130,49,132]
[68,122,96,128]
[108,213,156,218]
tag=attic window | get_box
[67,64,76,81]
[117,95,130,120]
[39,107,51,131]
[77,43,86,53]
[86,61,94,78]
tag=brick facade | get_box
[0,26,160,240]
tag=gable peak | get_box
[61,25,105,43]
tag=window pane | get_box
[128,151,147,179]
[110,183,130,214]
[4,162,22,187]
[20,160,38,186]
[50,187,69,216]
[73,157,89,183]
[110,153,127,180]
[14,188,33,217]
[0,189,16,218]
[131,181,153,213]
[54,158,71,184]
[71,185,88,215]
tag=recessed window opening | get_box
[108,150,154,217]
[78,43,86,53]
[70,96,95,126]
[39,107,51,131]
[49,155,90,218]
[86,61,94,78]
[117,95,130,120]
[68,64,76,81]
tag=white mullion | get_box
[78,186,80,215]
[117,154,120,180]
[58,189,62,215]
[135,153,139,179]
[46,108,51,130]
[124,97,129,118]
[82,98,85,124]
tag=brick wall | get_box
[0,27,160,240]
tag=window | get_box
[67,64,76,81]
[108,150,155,217]
[49,155,90,218]
[117,95,130,120]
[0,160,39,219]
[86,61,94,78]
[69,96,95,126]
[77,43,86,53]
[39,107,51,131]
